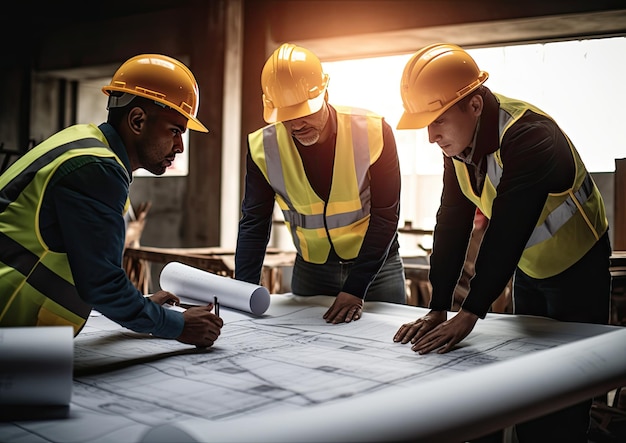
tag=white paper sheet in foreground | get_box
[140,326,626,443]
[159,261,271,316]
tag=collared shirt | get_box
[455,119,485,193]
[39,122,183,337]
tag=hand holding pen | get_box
[176,298,223,347]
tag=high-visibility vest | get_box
[248,106,384,263]
[454,94,608,278]
[0,124,130,334]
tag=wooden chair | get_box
[0,145,25,173]
[609,252,626,326]
[123,201,152,294]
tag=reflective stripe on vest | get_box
[0,130,124,326]
[454,93,608,278]
[0,231,90,319]
[250,106,383,263]
[0,138,110,212]
[263,126,371,230]
[483,155,596,250]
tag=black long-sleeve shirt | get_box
[428,88,577,317]
[235,105,401,298]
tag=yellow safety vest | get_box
[0,124,129,335]
[248,106,384,263]
[454,94,608,278]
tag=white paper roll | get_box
[159,261,271,316]
[0,326,73,406]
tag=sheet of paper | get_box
[1,295,624,443]
[159,261,270,315]
[141,326,626,443]
[0,326,73,406]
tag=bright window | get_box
[322,37,626,232]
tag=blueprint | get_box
[1,294,624,443]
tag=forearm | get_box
[342,121,401,297]
[235,155,275,284]
[235,218,272,284]
[428,158,476,311]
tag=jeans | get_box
[291,250,406,304]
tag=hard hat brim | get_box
[397,71,488,130]
[103,86,209,133]
[263,89,326,124]
[187,116,209,133]
[396,111,437,130]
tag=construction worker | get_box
[392,43,611,442]
[235,43,405,323]
[0,54,223,347]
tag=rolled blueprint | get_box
[159,261,271,316]
[0,326,73,406]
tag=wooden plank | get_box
[615,158,626,250]
[123,246,297,293]
[123,246,233,277]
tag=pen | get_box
[214,296,220,317]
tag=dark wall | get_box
[1,0,624,250]
[266,0,625,41]
[3,0,231,247]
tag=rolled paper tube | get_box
[160,261,271,316]
[0,326,73,406]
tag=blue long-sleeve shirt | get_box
[39,123,184,337]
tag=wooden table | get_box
[123,246,296,294]
[610,251,626,268]
[402,263,431,307]
[610,251,626,325]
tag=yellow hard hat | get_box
[102,54,208,133]
[261,43,330,123]
[397,43,489,130]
